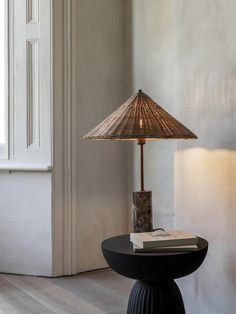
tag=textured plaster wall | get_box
[127,1,236,313]
[174,1,236,313]
[72,0,128,272]
[125,0,176,229]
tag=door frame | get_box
[52,0,77,276]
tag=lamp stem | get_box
[138,139,146,191]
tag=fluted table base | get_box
[127,280,185,314]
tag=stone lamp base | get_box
[133,191,152,233]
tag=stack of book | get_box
[130,230,198,253]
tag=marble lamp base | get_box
[133,191,153,233]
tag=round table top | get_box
[102,234,208,282]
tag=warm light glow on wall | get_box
[175,148,236,237]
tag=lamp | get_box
[83,90,197,232]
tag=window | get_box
[0,0,52,169]
[0,0,8,159]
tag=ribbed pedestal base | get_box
[127,280,185,314]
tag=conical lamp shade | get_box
[83,90,197,140]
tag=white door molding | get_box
[52,0,77,276]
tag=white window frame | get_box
[0,0,9,160]
[0,0,52,171]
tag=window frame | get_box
[0,0,52,170]
[0,0,9,160]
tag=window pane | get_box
[0,0,7,144]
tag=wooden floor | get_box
[0,269,134,314]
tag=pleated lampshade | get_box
[83,90,197,140]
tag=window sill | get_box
[0,164,52,172]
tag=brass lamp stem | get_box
[138,138,146,191]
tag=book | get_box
[130,230,198,249]
[133,243,198,253]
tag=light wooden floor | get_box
[0,269,134,314]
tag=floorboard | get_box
[0,269,133,314]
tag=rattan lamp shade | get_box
[83,89,197,233]
[83,90,197,140]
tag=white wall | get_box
[72,0,128,272]
[0,172,52,276]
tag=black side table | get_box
[102,234,208,314]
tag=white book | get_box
[130,230,198,249]
[133,243,198,253]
